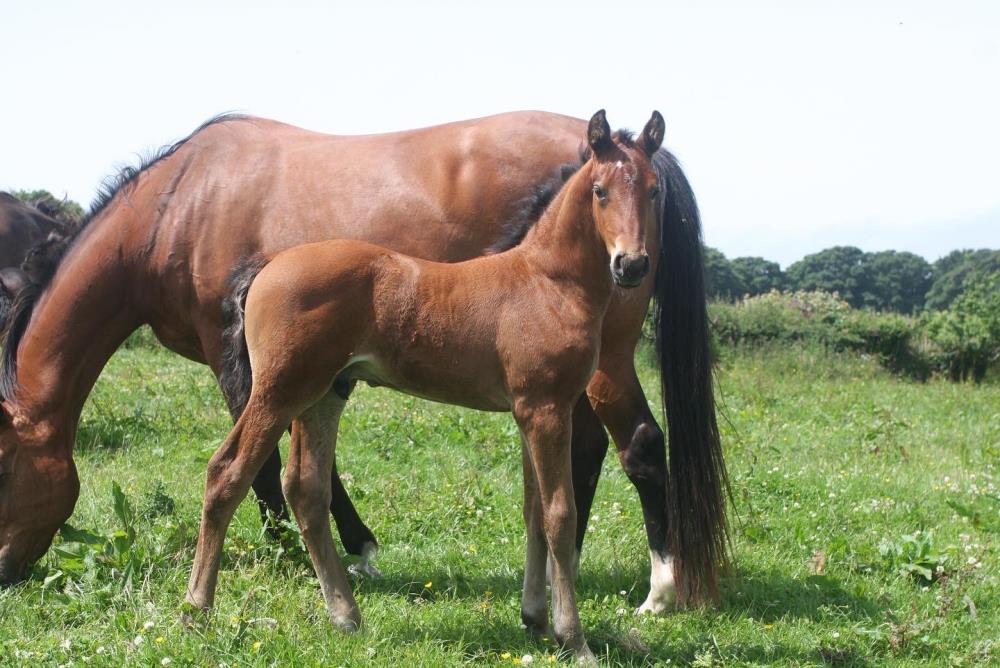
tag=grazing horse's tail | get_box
[220,254,271,419]
[652,149,730,605]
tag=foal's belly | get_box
[342,355,511,412]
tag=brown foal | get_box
[187,111,665,660]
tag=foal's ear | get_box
[641,110,665,156]
[588,109,613,157]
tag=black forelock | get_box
[614,128,636,148]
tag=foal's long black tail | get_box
[652,149,730,605]
[220,254,270,419]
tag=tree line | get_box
[705,245,1000,313]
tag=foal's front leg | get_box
[516,402,594,663]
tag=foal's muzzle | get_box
[612,252,650,288]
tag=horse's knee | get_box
[543,500,577,541]
[281,473,301,507]
[284,472,330,528]
[619,421,665,482]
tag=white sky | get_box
[2,0,998,267]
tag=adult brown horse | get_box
[194,111,661,661]
[0,110,726,609]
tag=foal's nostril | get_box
[618,253,650,284]
[612,253,625,274]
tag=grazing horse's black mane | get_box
[486,129,636,255]
[0,113,248,401]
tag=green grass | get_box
[1,340,998,666]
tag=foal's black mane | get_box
[0,113,247,400]
[485,129,634,254]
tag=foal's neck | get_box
[513,163,611,301]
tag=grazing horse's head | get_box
[585,109,664,288]
[0,405,79,586]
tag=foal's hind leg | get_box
[520,437,549,635]
[284,392,361,631]
[186,399,289,612]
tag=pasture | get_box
[0,335,997,666]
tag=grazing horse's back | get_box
[126,113,585,361]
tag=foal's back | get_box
[244,239,594,413]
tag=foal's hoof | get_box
[520,611,549,638]
[555,631,595,665]
[575,646,597,665]
[331,611,362,633]
[180,604,209,630]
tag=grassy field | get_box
[1,338,998,666]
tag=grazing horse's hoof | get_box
[347,542,382,579]
[636,553,676,615]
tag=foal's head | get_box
[585,109,664,288]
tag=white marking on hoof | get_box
[636,551,675,615]
[348,542,382,579]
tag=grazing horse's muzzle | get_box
[0,560,27,588]
[612,252,650,287]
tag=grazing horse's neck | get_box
[513,163,612,303]
[8,218,139,451]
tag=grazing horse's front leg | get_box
[568,395,610,552]
[587,359,674,614]
[515,400,595,663]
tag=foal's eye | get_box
[592,184,607,200]
[649,186,660,201]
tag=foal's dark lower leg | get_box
[569,396,609,551]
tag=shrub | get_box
[710,291,927,379]
[918,272,1000,381]
[707,285,1000,381]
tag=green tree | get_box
[11,189,85,225]
[703,246,745,301]
[786,246,868,307]
[860,251,932,314]
[921,271,1000,381]
[731,256,785,296]
[925,249,1000,311]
